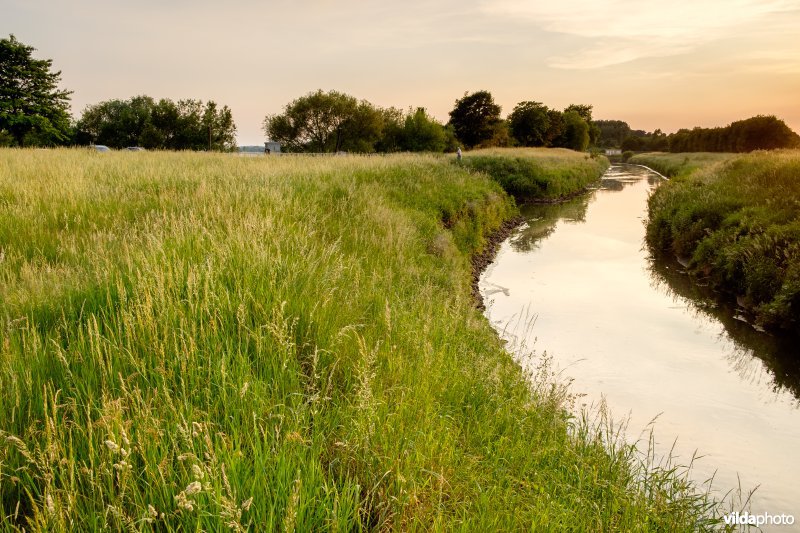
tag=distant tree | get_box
[508,101,550,147]
[593,120,632,148]
[338,101,384,152]
[649,129,669,151]
[76,96,236,150]
[447,90,501,148]
[556,111,590,151]
[442,125,460,152]
[564,104,593,123]
[200,101,236,151]
[0,35,72,146]
[481,119,513,148]
[544,109,566,147]
[77,96,154,148]
[662,115,799,153]
[728,115,799,152]
[400,107,448,152]
[621,135,646,152]
[563,104,599,146]
[264,90,367,152]
[565,104,600,146]
[375,107,404,152]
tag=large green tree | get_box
[0,35,72,146]
[508,101,550,147]
[556,111,590,151]
[565,104,600,146]
[264,90,383,153]
[447,90,501,148]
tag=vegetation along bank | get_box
[636,150,800,335]
[460,147,610,202]
[0,149,720,530]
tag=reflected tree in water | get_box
[647,257,800,404]
[510,195,591,252]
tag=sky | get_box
[3,0,799,146]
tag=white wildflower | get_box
[185,481,202,496]
[175,493,194,512]
[113,460,132,471]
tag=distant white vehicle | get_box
[93,145,111,152]
[126,146,146,151]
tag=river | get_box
[479,164,800,528]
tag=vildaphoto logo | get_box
[723,512,795,527]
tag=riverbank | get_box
[480,163,800,522]
[629,152,735,179]
[1,149,718,529]
[637,150,800,334]
[460,147,610,202]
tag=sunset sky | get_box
[4,0,799,145]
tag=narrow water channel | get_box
[480,165,800,524]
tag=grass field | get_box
[461,148,609,201]
[0,149,721,530]
[643,150,800,334]
[628,152,735,179]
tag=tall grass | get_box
[629,152,735,179]
[645,150,800,334]
[1,149,722,530]
[461,147,609,201]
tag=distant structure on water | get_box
[265,141,281,154]
[605,148,622,156]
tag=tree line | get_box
[0,35,598,153]
[76,96,236,151]
[0,35,236,151]
[264,89,600,153]
[2,34,799,154]
[596,117,800,153]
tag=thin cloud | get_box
[482,0,795,68]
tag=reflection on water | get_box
[649,259,800,402]
[480,165,800,522]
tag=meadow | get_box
[639,150,800,334]
[0,149,720,530]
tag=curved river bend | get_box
[480,165,800,527]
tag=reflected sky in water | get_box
[480,165,800,519]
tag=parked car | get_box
[93,145,110,152]
[126,146,146,151]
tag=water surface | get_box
[480,165,800,523]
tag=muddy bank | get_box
[471,215,523,310]
[470,186,599,310]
